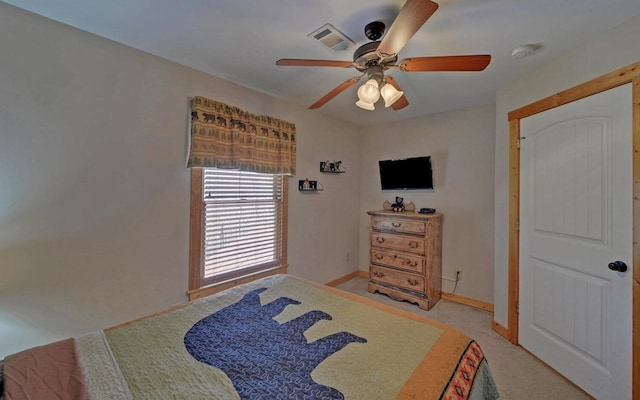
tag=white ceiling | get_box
[5,0,640,127]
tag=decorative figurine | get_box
[391,196,405,212]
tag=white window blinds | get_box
[202,169,283,283]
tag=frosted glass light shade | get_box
[357,79,380,104]
[380,83,404,107]
[355,99,375,110]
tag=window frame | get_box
[188,168,288,300]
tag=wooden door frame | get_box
[499,62,640,398]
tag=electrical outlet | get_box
[455,270,462,281]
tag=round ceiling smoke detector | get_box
[510,44,542,60]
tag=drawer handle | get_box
[373,271,385,278]
[376,237,385,243]
[409,241,419,249]
[402,259,418,267]
[392,222,402,227]
[374,254,384,260]
[407,278,419,286]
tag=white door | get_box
[519,84,632,399]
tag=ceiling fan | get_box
[276,0,491,111]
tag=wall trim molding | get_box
[491,320,509,339]
[442,293,494,312]
[325,270,367,287]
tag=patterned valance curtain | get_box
[187,96,296,175]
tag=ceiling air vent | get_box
[308,23,354,51]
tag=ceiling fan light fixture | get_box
[355,99,375,110]
[357,79,380,104]
[380,83,404,107]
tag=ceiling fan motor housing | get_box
[353,41,397,71]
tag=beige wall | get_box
[0,4,360,357]
[11,0,637,359]
[493,15,640,326]
[358,104,496,303]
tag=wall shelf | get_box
[298,179,323,192]
[320,161,346,174]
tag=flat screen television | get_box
[379,156,433,190]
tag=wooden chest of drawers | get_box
[367,210,442,310]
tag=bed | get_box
[1,274,500,399]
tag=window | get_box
[189,168,288,299]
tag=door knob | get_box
[608,261,628,272]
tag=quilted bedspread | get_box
[1,274,499,399]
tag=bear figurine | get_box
[391,196,405,212]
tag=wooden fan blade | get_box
[377,0,439,58]
[398,55,491,72]
[309,76,361,109]
[276,59,354,68]
[384,76,409,110]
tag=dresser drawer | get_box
[370,265,425,293]
[370,249,424,273]
[371,217,426,235]
[370,232,425,254]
